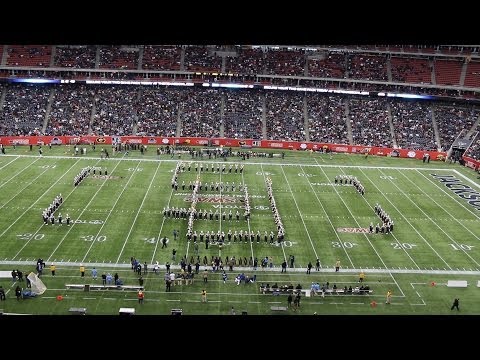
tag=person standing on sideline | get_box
[91,267,98,280]
[315,258,320,271]
[138,290,144,304]
[173,229,178,241]
[50,263,56,276]
[359,270,365,283]
[306,261,312,274]
[386,290,392,304]
[201,289,207,303]
[172,248,177,262]
[80,264,85,277]
[451,298,460,311]
[335,259,340,272]
[287,293,293,308]
[15,285,22,300]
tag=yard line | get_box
[278,164,320,263]
[401,170,480,256]
[114,161,162,263]
[96,161,161,264]
[4,160,81,251]
[318,165,406,296]
[45,157,126,262]
[243,166,255,266]
[151,173,176,263]
[453,169,480,191]
[358,168,452,270]
[100,161,151,264]
[13,158,104,259]
[0,157,40,190]
[0,156,20,171]
[416,170,480,222]
[301,163,356,268]
[0,165,53,211]
[336,166,421,270]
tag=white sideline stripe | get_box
[166,299,181,302]
[350,302,364,305]
[1,261,480,275]
[83,297,96,300]
[0,153,455,171]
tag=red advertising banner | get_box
[463,156,480,170]
[0,136,448,161]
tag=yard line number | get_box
[391,242,417,250]
[80,235,107,242]
[17,233,44,241]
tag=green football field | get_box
[0,145,479,315]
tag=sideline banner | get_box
[0,136,447,161]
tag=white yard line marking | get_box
[151,182,175,263]
[404,170,480,255]
[279,164,320,261]
[0,157,40,190]
[114,161,162,263]
[416,170,480,222]
[453,169,480,191]
[0,156,21,171]
[409,282,427,306]
[0,165,54,211]
[10,160,82,259]
[336,166,421,270]
[359,168,452,270]
[46,157,125,262]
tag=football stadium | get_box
[0,44,480,316]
